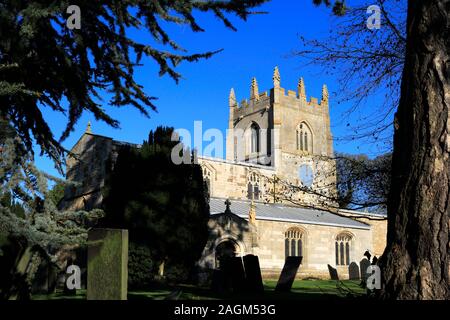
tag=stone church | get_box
[61,67,387,279]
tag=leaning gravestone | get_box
[327,264,339,280]
[87,228,128,300]
[243,255,264,293]
[275,256,303,292]
[348,262,360,280]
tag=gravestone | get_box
[371,256,378,265]
[275,256,303,292]
[212,257,244,293]
[327,264,339,280]
[229,257,247,293]
[87,228,128,300]
[359,258,371,282]
[31,254,55,294]
[211,269,226,293]
[348,262,360,280]
[243,255,264,293]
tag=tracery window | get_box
[247,172,261,200]
[296,122,313,153]
[285,228,304,260]
[335,233,352,266]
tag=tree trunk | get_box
[379,0,449,299]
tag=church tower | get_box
[225,67,334,169]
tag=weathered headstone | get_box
[359,258,371,282]
[348,262,360,280]
[275,256,303,292]
[243,255,264,293]
[327,264,339,280]
[87,228,128,300]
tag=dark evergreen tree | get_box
[46,182,66,207]
[0,0,267,167]
[101,126,209,282]
[0,192,25,219]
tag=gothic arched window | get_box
[335,233,352,266]
[250,123,260,154]
[296,123,313,153]
[285,228,304,260]
[247,172,261,200]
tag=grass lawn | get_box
[32,280,367,300]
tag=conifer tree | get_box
[0,0,267,166]
[101,126,209,281]
[0,119,103,299]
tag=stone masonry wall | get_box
[254,219,372,279]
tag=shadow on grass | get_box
[32,289,87,300]
[127,280,366,301]
[31,280,367,300]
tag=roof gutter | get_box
[210,212,371,230]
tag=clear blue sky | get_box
[35,0,391,178]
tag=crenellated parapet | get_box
[229,67,330,119]
[226,67,334,164]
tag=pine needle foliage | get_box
[0,0,267,167]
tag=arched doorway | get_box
[215,240,239,270]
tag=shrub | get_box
[128,243,153,290]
